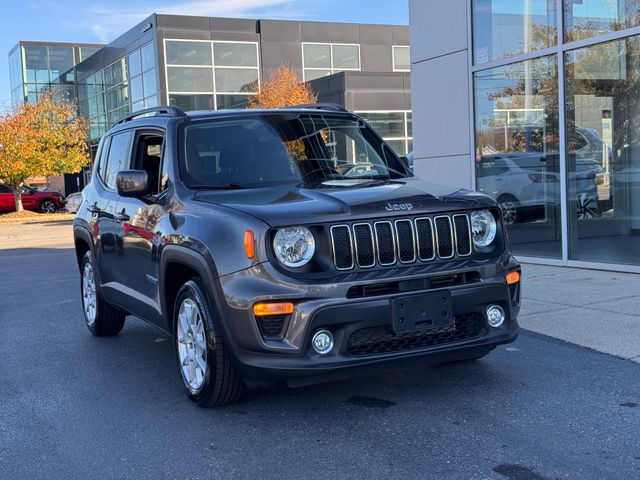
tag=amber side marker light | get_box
[506,271,520,285]
[244,230,255,259]
[253,302,295,317]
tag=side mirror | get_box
[116,170,150,197]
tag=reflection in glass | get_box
[169,94,215,111]
[474,55,561,258]
[142,70,157,98]
[24,45,49,84]
[216,94,251,109]
[80,47,101,62]
[140,43,155,72]
[167,66,213,92]
[565,37,640,265]
[565,0,640,42]
[165,41,212,66]
[213,43,258,67]
[129,50,142,77]
[472,0,557,64]
[214,68,259,93]
[332,45,360,69]
[48,46,74,83]
[359,112,405,138]
[393,46,410,71]
[130,76,143,102]
[303,44,331,68]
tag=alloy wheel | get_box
[176,298,208,392]
[500,201,518,225]
[41,200,56,213]
[82,262,97,326]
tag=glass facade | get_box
[472,0,640,267]
[357,111,413,156]
[78,42,158,139]
[165,40,259,111]
[302,43,361,81]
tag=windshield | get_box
[181,113,408,188]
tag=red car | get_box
[0,184,65,213]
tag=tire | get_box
[173,279,245,407]
[80,251,126,336]
[40,199,57,213]
[497,194,519,225]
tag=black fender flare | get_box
[73,224,102,285]
[159,245,227,336]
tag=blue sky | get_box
[0,0,409,105]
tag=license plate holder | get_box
[391,291,453,334]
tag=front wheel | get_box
[40,199,57,213]
[80,251,126,336]
[174,280,245,407]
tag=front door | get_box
[113,130,166,325]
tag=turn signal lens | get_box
[244,230,255,259]
[253,302,294,317]
[506,271,520,285]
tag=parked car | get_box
[0,184,64,213]
[64,191,83,213]
[73,105,521,407]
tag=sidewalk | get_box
[519,262,640,364]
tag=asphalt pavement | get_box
[1,220,639,479]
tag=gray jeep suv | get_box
[73,105,521,407]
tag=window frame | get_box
[97,130,134,192]
[131,127,167,196]
[301,42,362,82]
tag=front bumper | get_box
[216,257,521,381]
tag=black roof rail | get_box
[113,106,187,126]
[282,103,348,113]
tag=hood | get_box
[194,177,497,227]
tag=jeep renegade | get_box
[73,105,521,407]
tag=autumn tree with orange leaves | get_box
[0,92,88,211]
[248,65,318,109]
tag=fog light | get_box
[311,330,334,355]
[487,305,505,327]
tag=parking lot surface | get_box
[1,220,639,479]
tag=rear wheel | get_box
[80,251,126,336]
[40,199,57,213]
[174,280,245,407]
[497,195,519,225]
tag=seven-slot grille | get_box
[331,214,472,270]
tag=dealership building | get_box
[410,0,640,271]
[8,15,412,164]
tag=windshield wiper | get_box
[190,183,247,190]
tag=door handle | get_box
[115,210,130,222]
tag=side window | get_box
[0,185,11,193]
[132,131,165,195]
[97,137,111,182]
[102,131,133,189]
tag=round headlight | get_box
[273,227,316,268]
[470,210,497,248]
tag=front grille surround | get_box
[434,215,454,259]
[330,213,475,271]
[353,223,376,268]
[452,214,472,257]
[374,221,397,266]
[394,219,417,264]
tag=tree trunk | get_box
[13,183,24,212]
